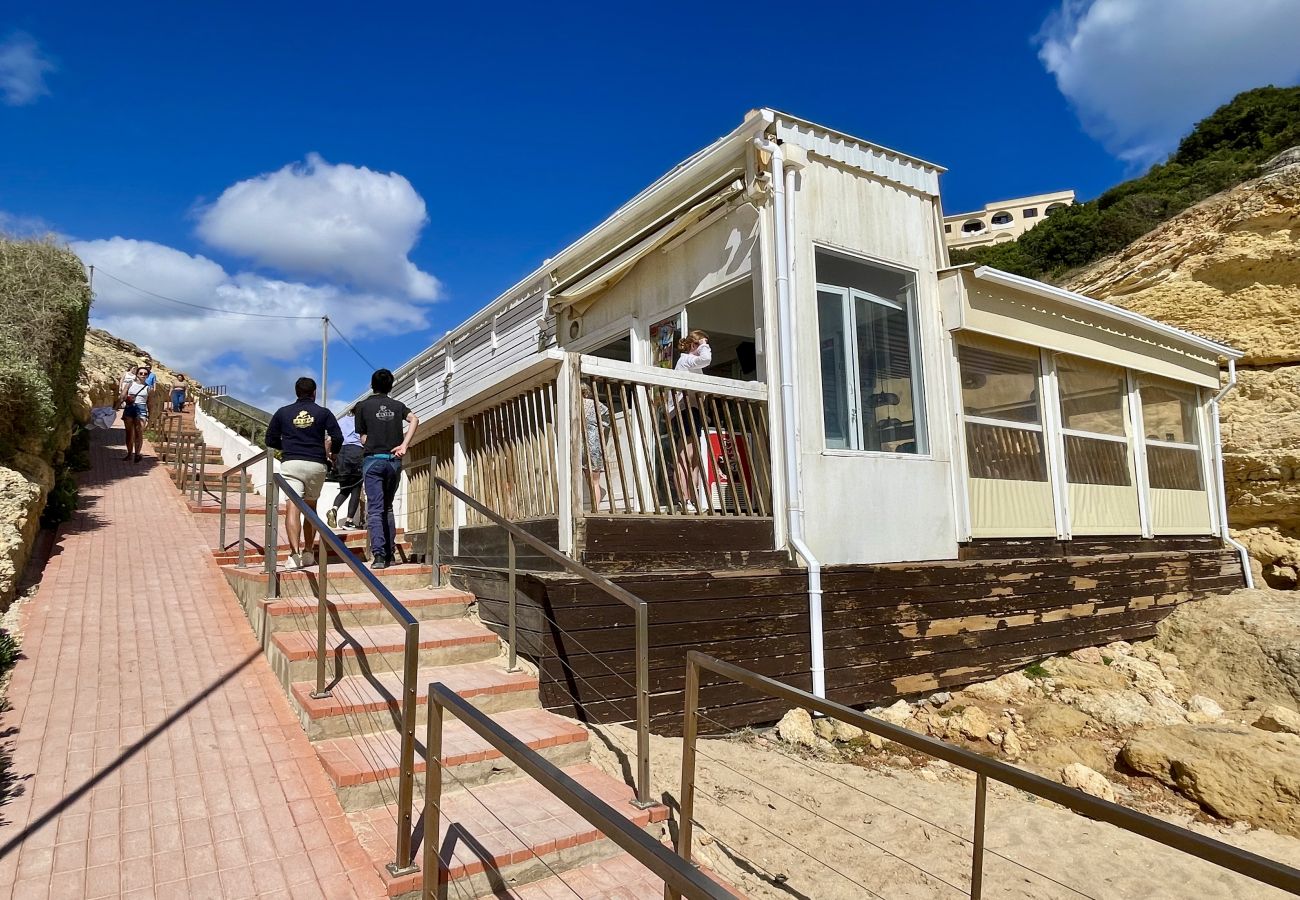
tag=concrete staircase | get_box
[215,533,688,898]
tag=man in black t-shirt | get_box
[267,377,344,568]
[355,368,420,568]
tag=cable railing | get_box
[423,683,733,899]
[427,474,653,809]
[217,448,270,564]
[670,652,1300,900]
[265,472,424,879]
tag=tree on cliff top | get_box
[951,86,1300,281]
[0,238,93,468]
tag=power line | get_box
[328,320,378,370]
[93,267,321,320]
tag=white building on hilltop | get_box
[943,189,1075,250]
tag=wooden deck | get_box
[456,538,1245,734]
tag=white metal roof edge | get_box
[971,266,1243,360]
[767,109,946,175]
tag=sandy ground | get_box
[585,723,1300,899]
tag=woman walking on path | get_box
[120,365,151,462]
[170,373,188,412]
[581,383,610,508]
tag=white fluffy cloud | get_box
[0,32,54,106]
[75,237,432,405]
[195,153,440,299]
[1037,0,1300,165]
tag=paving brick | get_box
[0,426,386,898]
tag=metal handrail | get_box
[267,473,422,878]
[424,683,732,900]
[218,448,270,567]
[430,475,652,808]
[673,652,1300,900]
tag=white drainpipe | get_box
[755,136,826,699]
[1210,358,1253,588]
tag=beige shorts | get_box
[279,459,328,502]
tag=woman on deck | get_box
[669,329,711,514]
[120,366,151,463]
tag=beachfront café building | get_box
[378,108,1246,720]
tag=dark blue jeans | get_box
[362,455,402,562]
[171,389,185,412]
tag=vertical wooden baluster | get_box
[660,386,685,516]
[739,399,771,517]
[601,379,632,514]
[618,381,648,514]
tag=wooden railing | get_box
[575,356,771,518]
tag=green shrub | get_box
[40,468,79,527]
[950,86,1300,282]
[0,627,17,676]
[0,238,92,468]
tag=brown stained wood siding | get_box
[459,541,1245,735]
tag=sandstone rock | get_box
[963,672,1034,703]
[1070,647,1104,665]
[1061,763,1116,803]
[950,706,993,742]
[1043,657,1128,693]
[1109,655,1183,703]
[813,717,865,743]
[1253,705,1300,736]
[1156,590,1300,709]
[1055,688,1187,730]
[1187,695,1225,724]
[867,734,885,751]
[888,755,913,769]
[0,465,47,609]
[1019,702,1099,740]
[776,709,818,749]
[1121,724,1300,836]
[871,700,914,728]
[1001,729,1023,759]
[1028,740,1112,776]
[928,691,952,707]
[986,729,1003,746]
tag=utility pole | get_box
[322,316,329,408]
[88,264,94,293]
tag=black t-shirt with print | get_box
[266,401,343,464]
[355,394,410,456]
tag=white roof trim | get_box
[971,266,1242,360]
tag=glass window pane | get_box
[958,341,1041,424]
[817,290,851,450]
[1064,435,1131,485]
[1141,383,1199,444]
[856,293,921,454]
[1148,445,1203,490]
[965,422,1048,481]
[1058,357,1127,436]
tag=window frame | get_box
[813,258,928,457]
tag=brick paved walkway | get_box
[0,424,387,899]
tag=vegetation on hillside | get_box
[0,238,93,468]
[950,86,1300,281]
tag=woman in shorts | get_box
[120,366,151,462]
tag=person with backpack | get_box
[326,408,365,531]
[355,369,419,569]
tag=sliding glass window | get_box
[1056,356,1140,534]
[957,337,1055,536]
[1140,379,1212,533]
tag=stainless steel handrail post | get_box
[219,470,228,549]
[198,441,207,504]
[670,652,703,900]
[424,461,436,585]
[265,455,279,601]
[310,540,331,699]
[431,477,441,588]
[387,621,420,877]
[237,470,248,568]
[421,690,445,898]
[635,601,651,808]
[972,773,987,900]
[507,536,517,673]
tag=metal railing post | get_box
[972,774,987,900]
[507,536,517,673]
[422,691,444,899]
[431,478,441,588]
[237,469,248,568]
[219,471,228,550]
[425,460,437,585]
[311,540,331,699]
[671,653,702,900]
[265,460,279,601]
[635,601,651,808]
[198,441,207,504]
[388,623,421,877]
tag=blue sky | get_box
[3,1,1299,406]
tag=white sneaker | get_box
[682,501,698,514]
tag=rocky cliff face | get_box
[1067,151,1300,586]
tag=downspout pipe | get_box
[1210,358,1254,588]
[755,135,826,699]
